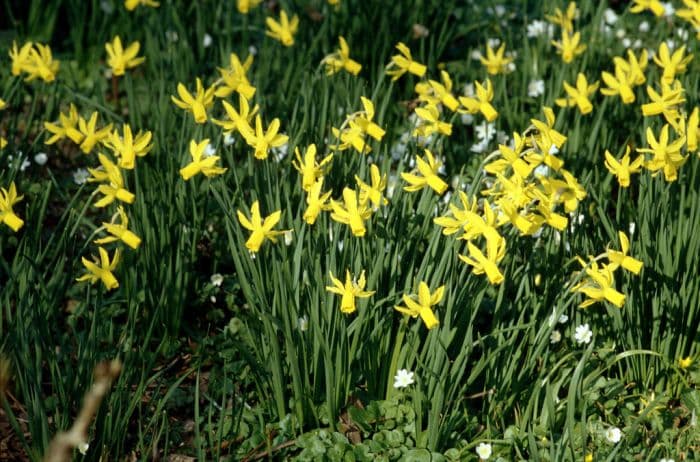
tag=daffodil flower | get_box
[555,73,599,115]
[0,182,24,232]
[304,178,332,225]
[459,236,506,285]
[124,0,159,10]
[637,124,687,182]
[479,43,514,75]
[171,78,216,124]
[601,66,636,104]
[265,10,299,47]
[604,146,644,188]
[322,36,362,76]
[413,104,452,138]
[77,112,113,154]
[76,247,121,290]
[606,231,643,275]
[326,270,375,314]
[641,81,685,123]
[213,94,259,136]
[179,139,227,181]
[394,281,445,329]
[401,149,448,195]
[20,43,60,82]
[292,144,333,191]
[551,30,586,64]
[9,41,33,76]
[355,164,388,210]
[88,153,135,207]
[44,104,84,145]
[94,207,142,249]
[571,260,625,308]
[236,0,262,14]
[329,187,372,237]
[239,115,289,160]
[417,70,459,111]
[105,124,153,169]
[214,53,256,99]
[458,79,498,122]
[237,200,286,252]
[386,42,426,80]
[105,36,145,76]
[630,0,666,16]
[545,1,577,32]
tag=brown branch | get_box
[43,359,122,462]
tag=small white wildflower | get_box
[470,139,490,153]
[460,113,474,125]
[393,368,415,389]
[284,230,294,246]
[475,121,495,142]
[298,315,309,332]
[662,2,675,16]
[665,39,676,50]
[210,295,217,303]
[615,28,626,39]
[78,442,89,455]
[337,239,344,252]
[493,5,506,17]
[605,427,622,444]
[476,442,492,460]
[487,37,501,49]
[73,168,90,185]
[548,144,559,155]
[248,45,258,56]
[470,49,482,60]
[603,8,618,25]
[528,79,545,97]
[676,28,689,41]
[639,21,650,33]
[273,142,288,161]
[390,142,407,160]
[506,61,516,73]
[210,273,224,287]
[223,133,235,146]
[550,330,562,344]
[99,0,114,14]
[203,143,216,157]
[558,314,568,324]
[165,30,179,43]
[527,19,548,38]
[574,323,593,345]
[660,459,675,462]
[622,38,631,48]
[533,164,550,178]
[202,33,213,48]
[632,39,643,49]
[34,152,48,165]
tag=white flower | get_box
[34,152,48,165]
[622,38,631,49]
[460,113,474,125]
[78,442,90,455]
[660,459,675,462]
[528,79,545,97]
[487,38,501,49]
[629,222,636,236]
[476,442,492,460]
[574,324,593,345]
[662,2,675,16]
[470,49,482,60]
[603,8,618,25]
[223,133,235,146]
[100,0,114,14]
[639,21,650,33]
[298,315,309,332]
[210,295,217,303]
[284,230,294,246]
[73,168,90,185]
[615,28,626,39]
[203,143,217,157]
[463,83,475,97]
[475,121,495,142]
[665,39,676,50]
[527,20,552,38]
[558,314,568,324]
[210,273,224,287]
[550,330,562,344]
[676,28,689,41]
[533,164,550,178]
[272,142,288,161]
[165,30,178,43]
[470,139,490,153]
[202,33,213,48]
[248,45,258,56]
[605,427,622,443]
[393,369,415,389]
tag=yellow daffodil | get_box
[604,146,644,188]
[653,42,693,85]
[213,94,259,136]
[0,182,24,232]
[239,115,289,160]
[214,53,256,99]
[20,43,60,82]
[292,144,333,191]
[322,36,362,76]
[413,104,452,138]
[545,1,577,32]
[265,10,299,47]
[331,97,385,154]
[637,124,687,182]
[77,112,113,154]
[105,36,145,76]
[386,42,426,80]
[459,79,498,122]
[304,177,332,225]
[171,78,216,124]
[329,187,372,237]
[551,31,586,64]
[76,247,121,291]
[355,164,388,210]
[237,200,286,252]
[479,43,514,75]
[237,0,262,14]
[9,41,33,76]
[416,70,459,111]
[459,237,506,285]
[571,260,625,308]
[614,49,648,86]
[179,139,227,180]
[88,153,135,207]
[44,104,84,145]
[630,0,666,16]
[394,281,445,330]
[555,73,599,115]
[677,1,700,37]
[641,81,685,123]
[679,356,694,369]
[529,106,568,151]
[601,65,636,104]
[606,231,643,274]
[94,206,142,249]
[485,133,533,178]
[326,269,375,314]
[434,192,479,236]
[124,0,159,10]
[105,124,153,169]
[401,149,448,195]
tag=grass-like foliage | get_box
[1,0,700,460]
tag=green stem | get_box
[386,317,409,400]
